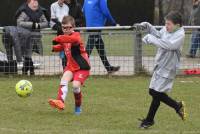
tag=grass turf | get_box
[0,76,200,134]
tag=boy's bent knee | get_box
[149,88,160,98]
[72,81,81,90]
[73,87,81,93]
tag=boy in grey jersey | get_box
[138,11,186,129]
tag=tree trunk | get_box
[158,0,193,25]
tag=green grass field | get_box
[0,76,200,134]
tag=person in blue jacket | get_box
[83,0,120,74]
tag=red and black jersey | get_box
[52,32,90,72]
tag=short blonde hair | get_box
[62,16,76,27]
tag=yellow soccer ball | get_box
[15,80,33,97]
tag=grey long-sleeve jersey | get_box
[142,23,185,79]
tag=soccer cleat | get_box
[107,66,120,74]
[74,106,82,115]
[138,118,154,129]
[177,101,186,121]
[48,99,65,111]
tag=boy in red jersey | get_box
[48,16,90,115]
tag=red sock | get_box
[74,92,82,107]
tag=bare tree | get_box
[155,0,193,25]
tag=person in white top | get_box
[50,0,69,32]
[50,0,69,69]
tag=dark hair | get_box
[61,15,76,27]
[165,11,183,26]
[26,0,38,4]
[26,0,31,3]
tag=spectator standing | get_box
[50,0,69,69]
[65,0,84,27]
[50,0,69,34]
[16,0,48,75]
[187,0,200,58]
[83,0,120,74]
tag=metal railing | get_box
[0,26,200,76]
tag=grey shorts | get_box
[149,72,174,93]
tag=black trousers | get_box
[86,34,112,71]
[22,57,34,75]
[146,89,180,122]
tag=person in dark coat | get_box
[16,0,48,75]
[187,0,200,58]
[65,0,85,27]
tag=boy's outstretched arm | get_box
[144,34,185,50]
[53,33,81,45]
[52,44,63,52]
[140,22,162,38]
